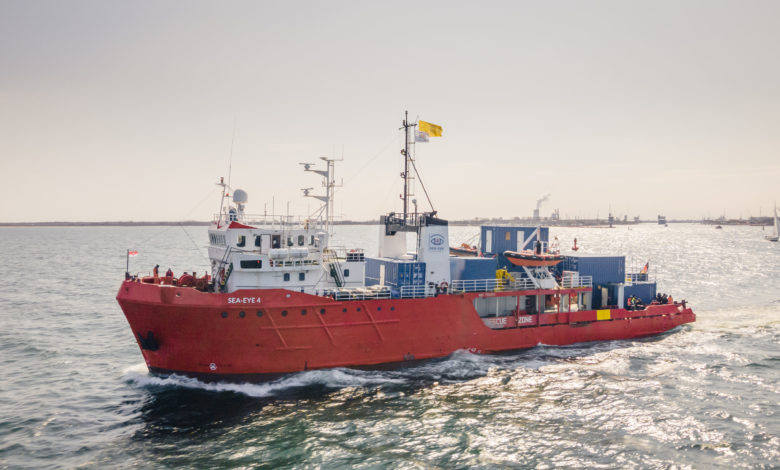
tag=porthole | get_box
[342,308,347,313]
[390,306,395,311]
[377,307,381,311]
[256,310,263,317]
[356,308,361,312]
[239,311,245,318]
[221,311,228,318]
[281,310,288,317]
[321,308,326,314]
[301,309,307,316]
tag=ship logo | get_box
[429,234,445,251]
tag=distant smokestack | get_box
[533,193,551,220]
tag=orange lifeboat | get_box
[503,250,564,267]
[449,243,478,257]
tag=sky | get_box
[1,0,779,223]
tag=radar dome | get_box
[232,189,248,204]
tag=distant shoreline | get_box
[0,218,761,228]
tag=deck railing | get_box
[560,275,593,288]
[451,279,502,292]
[625,273,649,283]
[400,285,428,298]
[330,287,392,301]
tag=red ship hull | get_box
[117,280,695,381]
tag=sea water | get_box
[0,224,778,468]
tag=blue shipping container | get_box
[365,258,426,287]
[480,226,550,270]
[450,256,498,281]
[561,254,625,286]
[624,282,657,305]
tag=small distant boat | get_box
[766,204,779,242]
[450,243,479,257]
[503,250,565,267]
[715,225,722,229]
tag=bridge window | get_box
[299,272,305,281]
[272,235,281,249]
[283,273,290,281]
[240,260,262,269]
[344,269,350,277]
[310,235,315,245]
[287,236,293,247]
[254,236,261,247]
[298,235,304,246]
[237,235,246,247]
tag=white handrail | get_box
[400,285,428,298]
[560,275,592,288]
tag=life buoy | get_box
[439,281,449,291]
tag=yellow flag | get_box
[418,120,443,137]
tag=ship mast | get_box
[400,110,417,225]
[301,157,341,236]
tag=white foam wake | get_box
[122,363,406,397]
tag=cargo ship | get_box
[116,113,695,381]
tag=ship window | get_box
[344,269,350,278]
[283,273,290,281]
[505,231,510,241]
[272,235,281,249]
[281,310,288,317]
[485,230,493,253]
[254,236,262,247]
[221,311,228,318]
[237,235,246,247]
[240,260,262,269]
[287,236,293,247]
[299,272,305,281]
[256,310,263,317]
[239,311,245,318]
[301,309,307,316]
[298,235,304,246]
[310,235,315,245]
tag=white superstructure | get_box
[207,161,366,294]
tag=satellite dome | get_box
[232,189,248,204]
